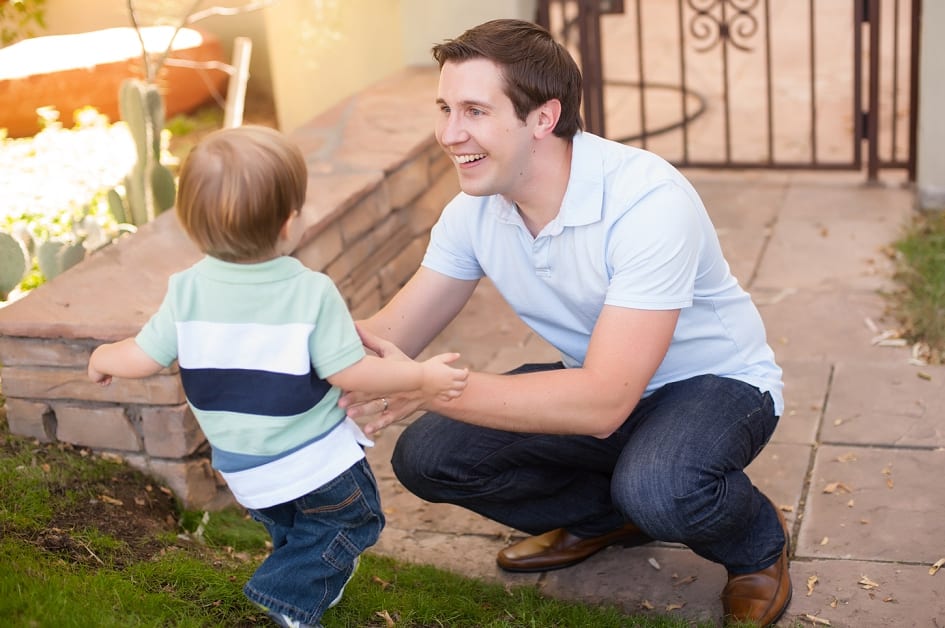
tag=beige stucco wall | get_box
[917,0,945,211]
[261,0,536,133]
[400,0,538,67]
[262,0,403,133]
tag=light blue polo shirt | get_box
[422,131,783,415]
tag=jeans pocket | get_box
[294,461,384,568]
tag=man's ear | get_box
[534,98,562,139]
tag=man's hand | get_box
[339,325,427,436]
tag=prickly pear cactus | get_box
[112,78,176,227]
[36,238,86,282]
[0,231,30,300]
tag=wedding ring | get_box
[381,397,389,412]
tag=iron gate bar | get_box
[868,0,881,180]
[634,0,646,147]
[764,0,773,164]
[854,0,864,171]
[677,0,691,161]
[907,0,919,180]
[578,0,606,136]
[809,0,817,164]
[891,0,901,166]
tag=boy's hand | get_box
[420,352,468,400]
[88,364,112,387]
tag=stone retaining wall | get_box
[0,66,458,510]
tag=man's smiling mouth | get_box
[455,153,487,164]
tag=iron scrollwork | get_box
[687,0,760,53]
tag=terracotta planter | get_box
[0,26,228,137]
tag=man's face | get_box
[435,58,537,199]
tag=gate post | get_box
[916,0,945,210]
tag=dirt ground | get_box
[0,419,181,567]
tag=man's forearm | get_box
[426,368,641,437]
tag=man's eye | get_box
[469,109,483,116]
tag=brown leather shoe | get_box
[496,522,653,573]
[721,499,793,626]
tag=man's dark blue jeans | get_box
[391,365,783,574]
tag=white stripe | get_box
[176,321,315,374]
[222,418,374,508]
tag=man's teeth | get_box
[456,153,486,164]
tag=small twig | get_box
[75,537,105,565]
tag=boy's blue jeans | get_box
[391,366,783,575]
[243,458,384,625]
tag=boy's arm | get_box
[88,338,165,385]
[326,352,467,401]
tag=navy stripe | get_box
[180,367,332,415]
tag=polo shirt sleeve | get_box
[421,196,485,281]
[605,180,703,310]
[135,287,180,368]
[307,275,366,378]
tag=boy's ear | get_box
[279,210,300,240]
[534,98,562,139]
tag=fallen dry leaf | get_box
[802,614,832,626]
[807,574,819,596]
[98,494,123,506]
[780,504,794,513]
[820,537,829,546]
[836,452,858,463]
[665,603,685,612]
[823,482,853,494]
[639,599,655,610]
[375,609,395,628]
[858,575,880,590]
[673,575,697,587]
[847,499,855,508]
[917,371,932,381]
[372,575,392,590]
[886,478,894,489]
[647,557,661,570]
[930,557,945,576]
[883,596,897,603]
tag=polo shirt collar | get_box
[490,131,604,232]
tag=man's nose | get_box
[439,113,468,145]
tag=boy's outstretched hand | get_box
[419,352,468,401]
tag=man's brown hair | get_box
[432,19,584,138]
[175,125,308,262]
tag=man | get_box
[342,18,791,626]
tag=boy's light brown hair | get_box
[176,125,308,262]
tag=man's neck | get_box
[513,136,574,237]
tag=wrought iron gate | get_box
[536,0,920,180]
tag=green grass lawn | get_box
[0,411,712,628]
[888,209,945,364]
